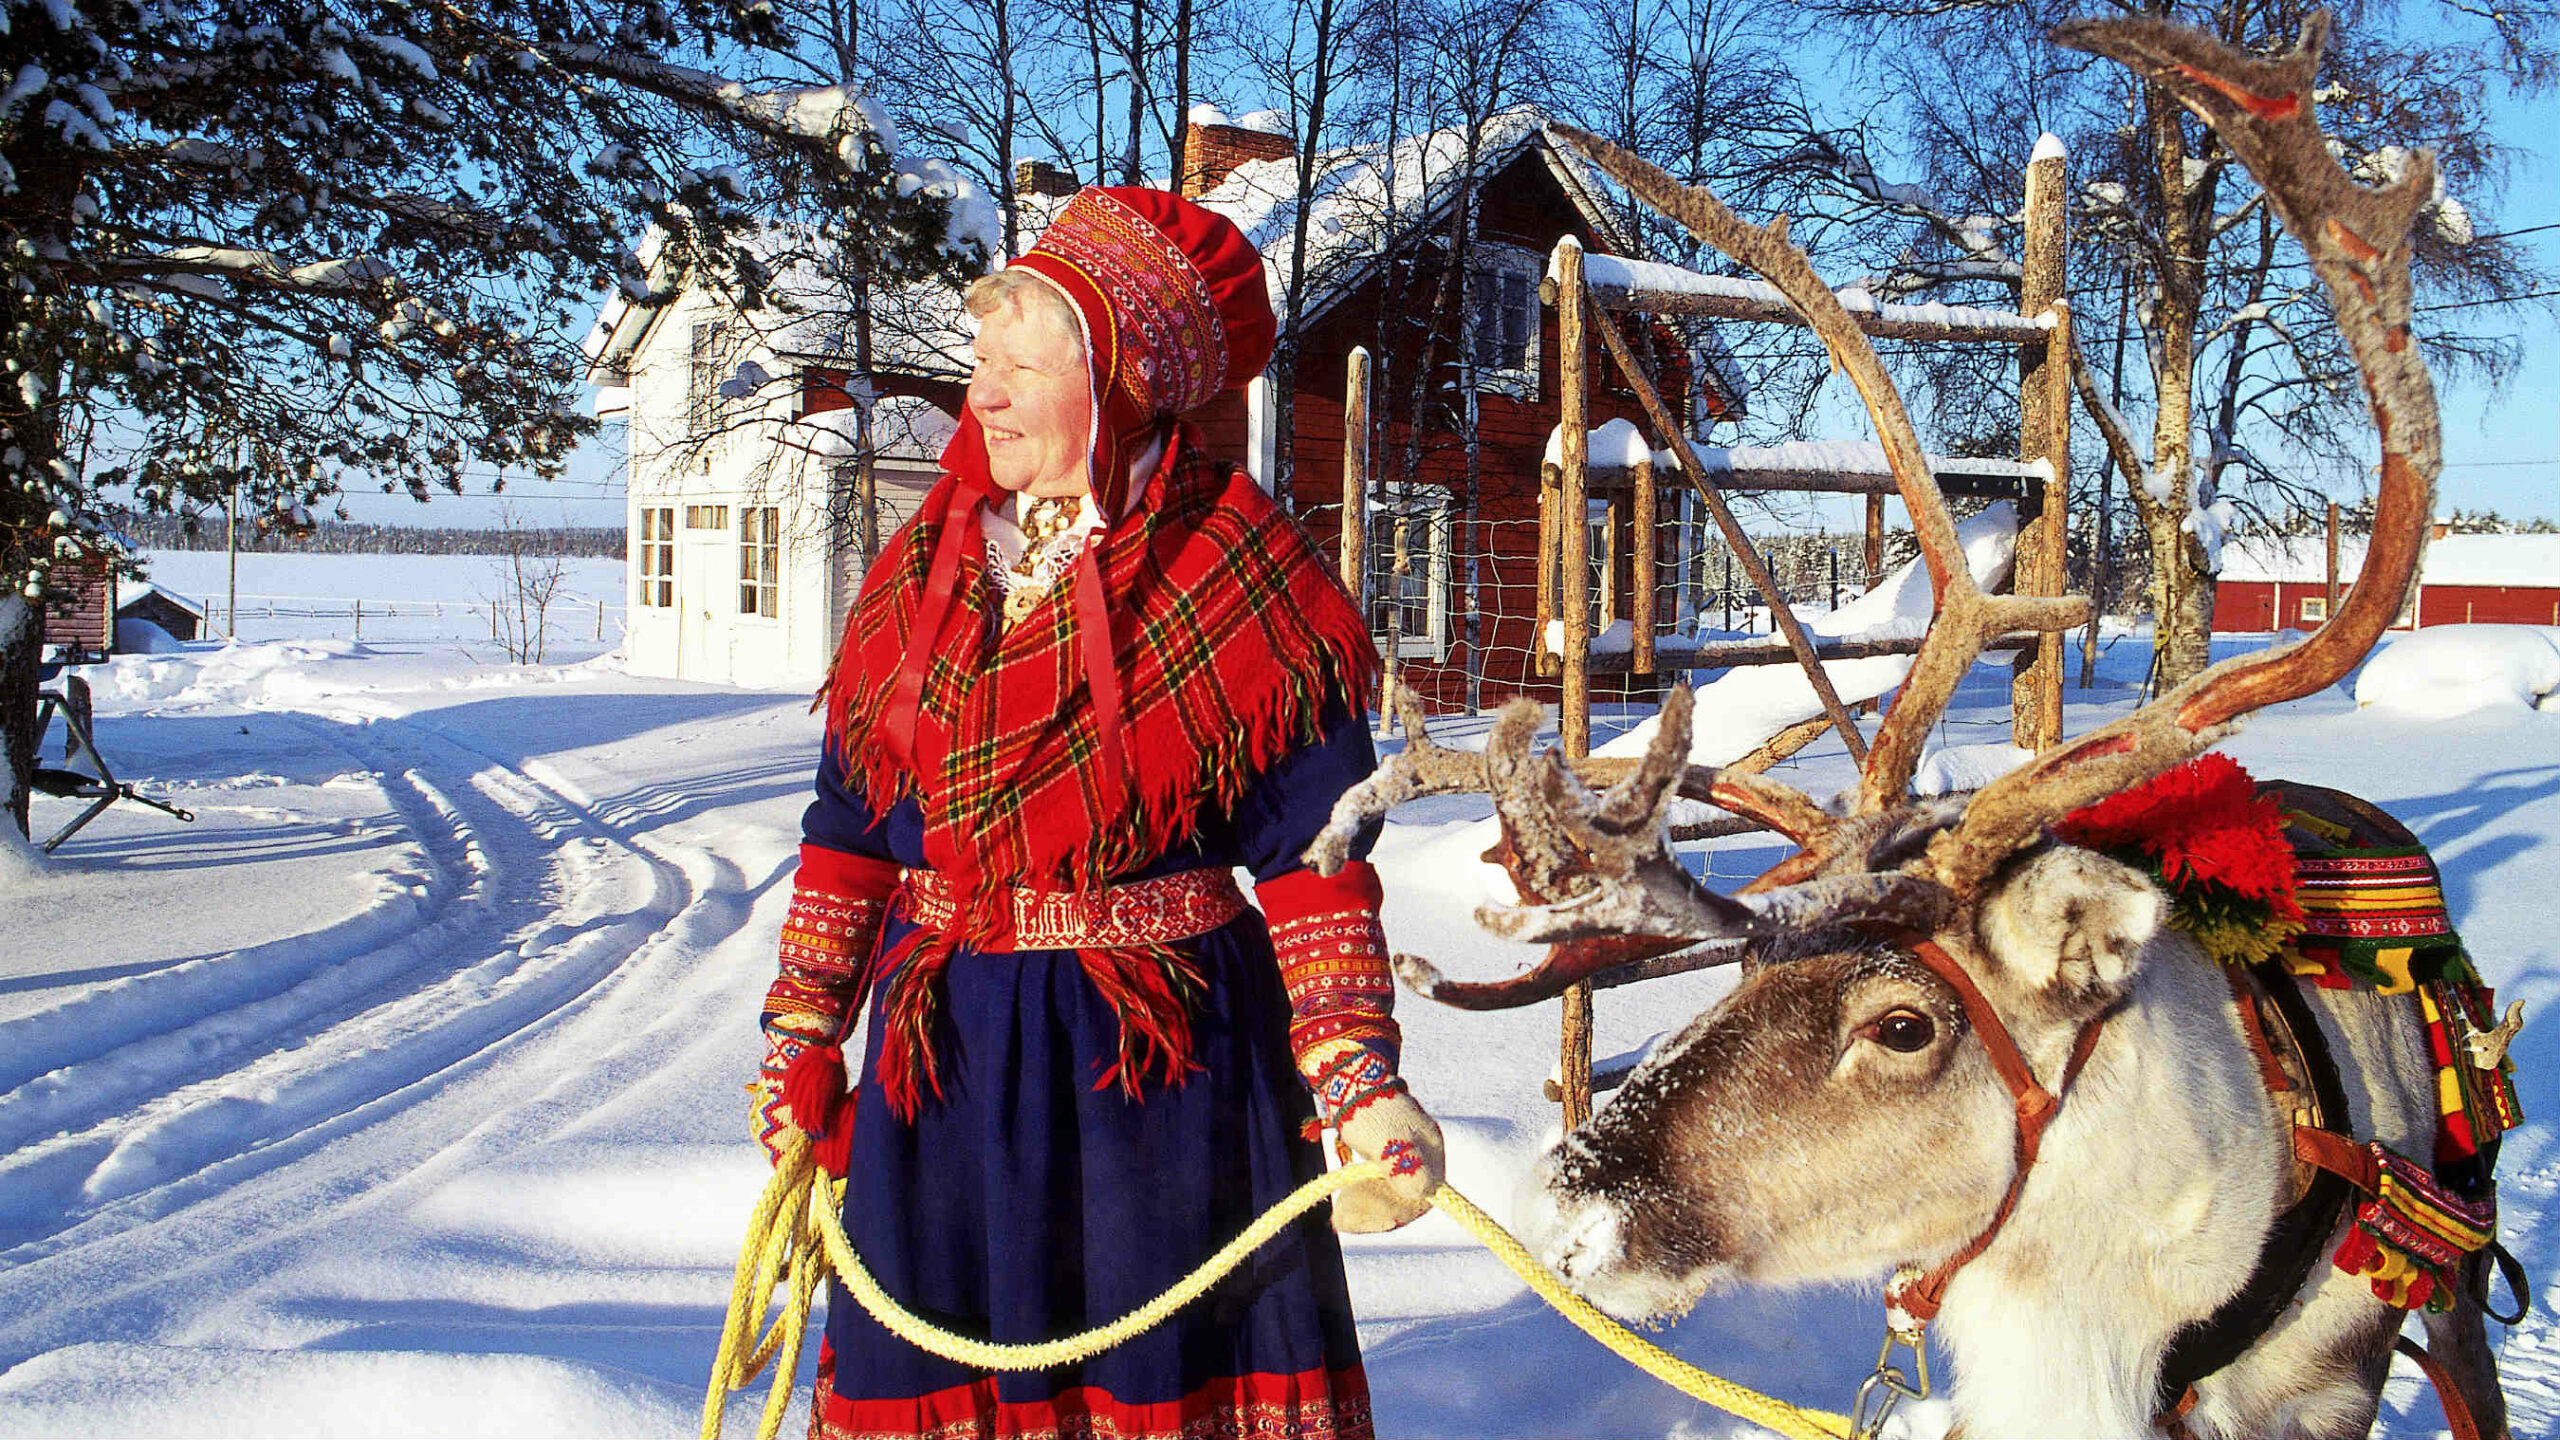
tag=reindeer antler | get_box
[1929,10,2439,897]
[1327,13,2437,1010]
[1547,123,2092,816]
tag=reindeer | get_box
[1304,15,2515,1439]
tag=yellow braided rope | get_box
[705,1134,1849,1440]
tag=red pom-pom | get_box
[779,1042,859,1177]
[2058,754,2303,921]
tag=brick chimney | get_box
[1013,159,1082,200]
[1181,119,1294,199]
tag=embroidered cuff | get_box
[1259,861,1402,1092]
[762,843,901,1041]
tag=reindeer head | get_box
[1305,9,2440,1328]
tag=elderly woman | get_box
[755,186,1443,1440]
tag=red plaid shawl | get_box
[821,421,1378,1112]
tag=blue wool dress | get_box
[799,705,1381,1440]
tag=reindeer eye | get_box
[1862,1010,1937,1053]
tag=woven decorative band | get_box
[900,865,1246,951]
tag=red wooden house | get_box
[1180,108,1746,713]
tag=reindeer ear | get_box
[1976,846,2163,998]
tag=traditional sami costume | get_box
[755,187,1415,1440]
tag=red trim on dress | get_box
[810,1347,1375,1440]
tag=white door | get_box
[682,539,728,682]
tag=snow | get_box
[1542,417,1653,470]
[1187,103,1231,127]
[2354,625,2560,717]
[1233,109,1293,138]
[2,568,2555,1440]
[1674,438,2047,486]
[1542,617,1636,656]
[1913,742,2033,795]
[2029,133,2066,164]
[113,615,183,654]
[1563,252,2052,337]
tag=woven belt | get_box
[898,867,1246,951]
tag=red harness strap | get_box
[1888,936,2117,1326]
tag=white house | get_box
[583,247,974,687]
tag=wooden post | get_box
[1555,238,1591,760]
[1384,514,1408,731]
[1559,982,1594,1130]
[2326,501,2341,622]
[1341,347,1370,606]
[352,598,362,640]
[1584,303,1869,763]
[2012,134,2070,751]
[1632,455,1657,674]
[1861,491,1885,713]
[1552,238,1596,1131]
[1535,474,1558,677]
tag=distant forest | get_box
[118,514,625,558]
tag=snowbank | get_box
[1598,502,2018,768]
[1914,742,2034,795]
[113,616,185,654]
[2353,625,2560,718]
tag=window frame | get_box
[688,319,733,436]
[638,506,675,608]
[1465,243,1544,401]
[1366,484,1453,661]
[2297,593,2329,624]
[738,505,781,619]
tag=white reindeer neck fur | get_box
[1932,924,2293,1438]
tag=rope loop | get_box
[704,1130,1850,1440]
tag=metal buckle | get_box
[1851,1272,1933,1440]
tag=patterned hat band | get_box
[1013,188,1230,418]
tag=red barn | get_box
[2216,530,2560,631]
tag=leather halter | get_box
[1884,935,2118,1328]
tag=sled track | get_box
[0,699,757,1367]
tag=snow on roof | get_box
[2221,532,2558,588]
[1191,104,1630,331]
[776,393,957,463]
[2423,534,2560,587]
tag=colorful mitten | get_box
[755,844,899,1169]
[1331,1084,1446,1233]
[1258,861,1440,1231]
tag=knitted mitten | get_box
[1258,861,1440,1232]
[1331,1086,1446,1233]
[756,845,900,1168]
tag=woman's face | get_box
[967,293,1091,498]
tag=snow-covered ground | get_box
[1,617,2553,1439]
[132,551,627,657]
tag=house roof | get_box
[583,105,1748,418]
[2220,532,2559,587]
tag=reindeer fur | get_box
[1518,838,2505,1439]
